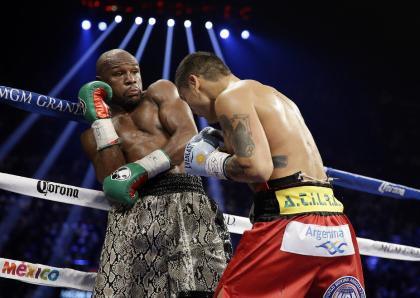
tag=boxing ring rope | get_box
[1,85,420,291]
[0,257,96,291]
[325,167,420,200]
[0,172,419,291]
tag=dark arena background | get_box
[0,1,419,297]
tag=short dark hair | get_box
[175,51,231,89]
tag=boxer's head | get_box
[175,51,231,122]
[96,49,142,110]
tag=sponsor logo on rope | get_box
[378,182,405,196]
[323,276,366,298]
[379,243,420,258]
[223,214,236,226]
[1,260,60,282]
[37,181,79,198]
[79,98,86,115]
[0,86,83,116]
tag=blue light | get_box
[136,20,156,62]
[81,20,91,30]
[167,19,175,27]
[184,21,196,53]
[205,21,213,29]
[0,20,119,162]
[98,22,107,31]
[220,29,230,39]
[148,17,156,25]
[119,21,142,49]
[162,19,175,79]
[135,17,143,25]
[114,15,122,23]
[184,20,191,28]
[73,259,89,266]
[60,289,92,298]
[241,30,250,39]
[206,23,226,62]
[366,256,379,271]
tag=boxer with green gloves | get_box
[78,81,119,150]
[79,49,231,297]
[103,149,171,205]
[79,80,171,205]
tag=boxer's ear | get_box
[188,74,200,92]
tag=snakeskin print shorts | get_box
[93,173,232,298]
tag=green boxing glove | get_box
[78,81,119,150]
[103,149,171,205]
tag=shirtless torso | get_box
[80,49,230,297]
[81,86,195,181]
[216,79,327,187]
[175,52,364,298]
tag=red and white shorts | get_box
[215,213,365,298]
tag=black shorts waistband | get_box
[140,173,206,197]
[256,171,332,191]
[251,172,341,223]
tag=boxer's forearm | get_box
[95,145,127,182]
[162,129,194,167]
[81,129,126,183]
[224,155,272,183]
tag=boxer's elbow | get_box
[236,157,273,182]
[249,161,273,182]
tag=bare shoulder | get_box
[146,79,179,104]
[215,80,259,109]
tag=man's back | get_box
[220,79,327,182]
[174,51,365,298]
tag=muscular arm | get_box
[216,89,273,183]
[148,80,198,166]
[80,130,126,183]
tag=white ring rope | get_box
[0,171,419,291]
[0,257,96,291]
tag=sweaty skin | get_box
[180,76,327,187]
[81,49,197,182]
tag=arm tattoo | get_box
[272,155,288,168]
[219,114,255,157]
[218,115,233,140]
[225,156,246,177]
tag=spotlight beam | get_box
[0,121,78,251]
[0,19,122,262]
[0,21,120,162]
[206,25,226,63]
[118,21,141,49]
[183,21,224,211]
[31,164,96,298]
[162,23,174,80]
[135,22,155,62]
[185,23,196,53]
